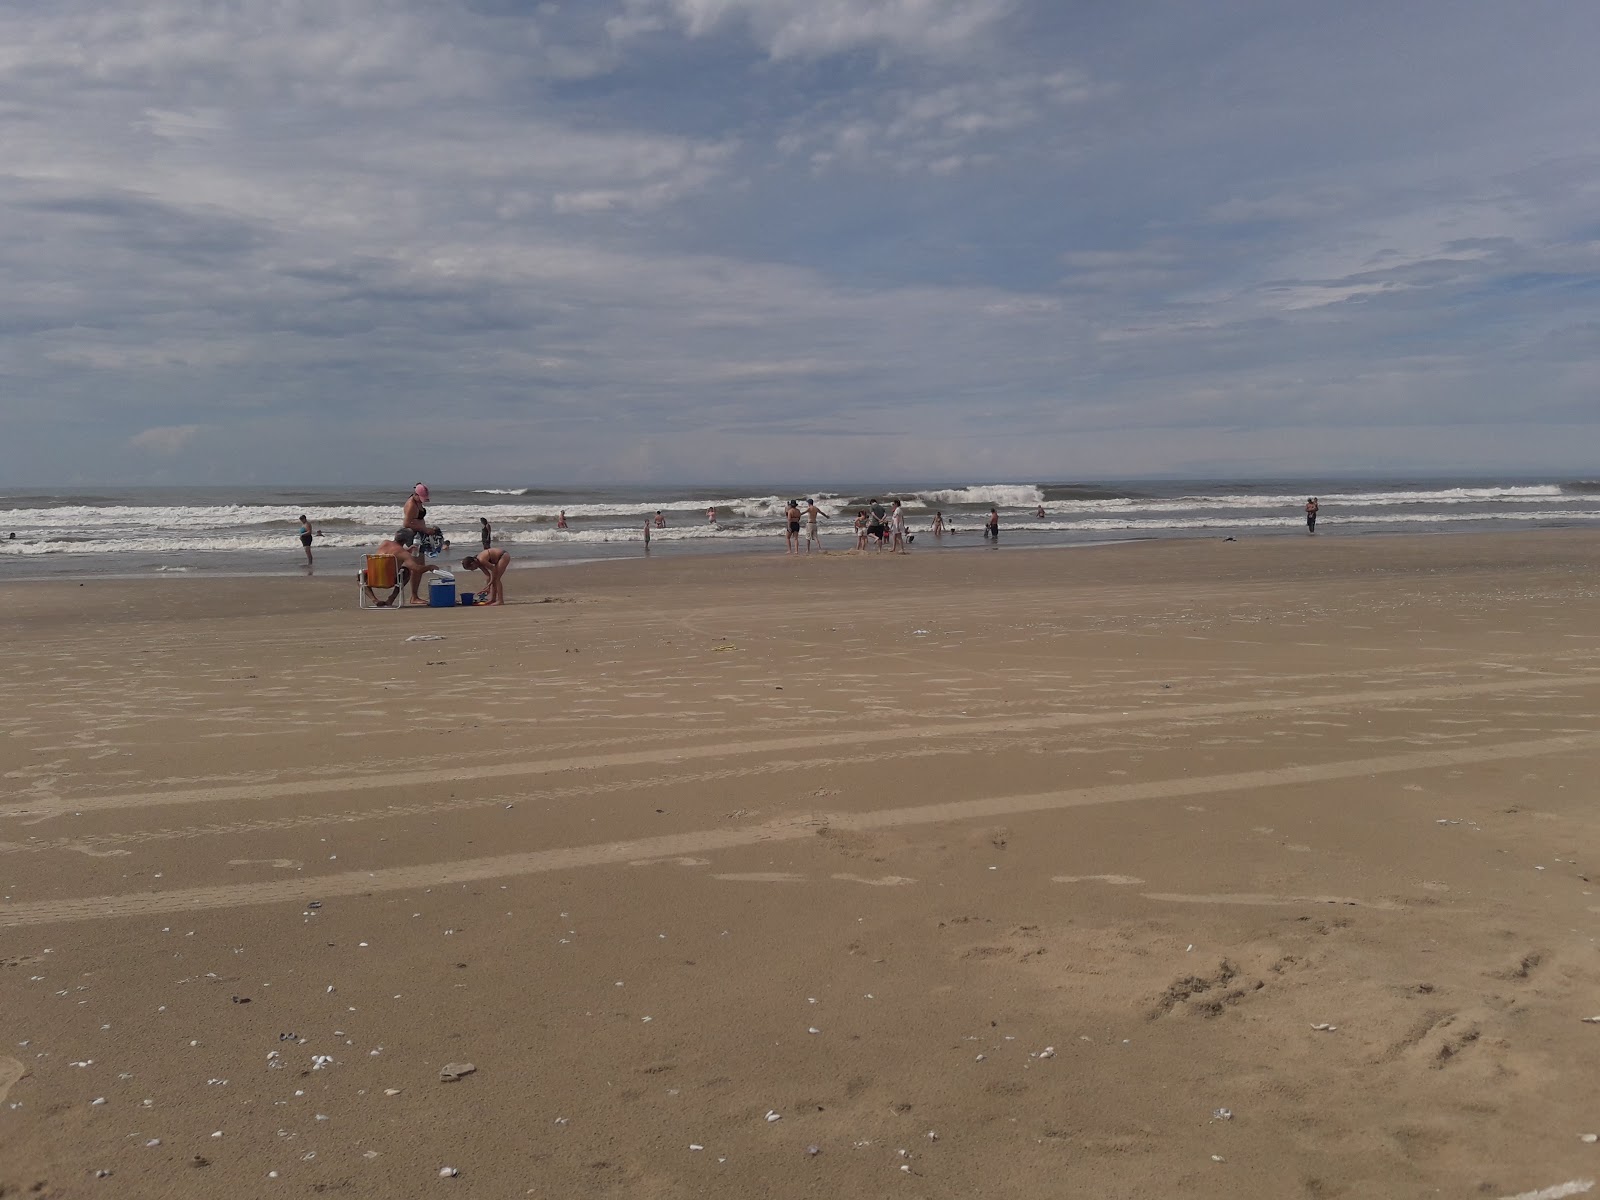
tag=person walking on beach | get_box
[479,517,492,550]
[784,499,803,554]
[986,506,1000,541]
[1305,497,1319,534]
[890,499,908,553]
[297,513,318,567]
[804,499,828,552]
[460,547,510,605]
[932,511,944,537]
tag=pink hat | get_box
[414,483,430,501]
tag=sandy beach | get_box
[4,531,1600,1199]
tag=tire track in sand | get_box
[5,671,1597,819]
[4,730,1596,928]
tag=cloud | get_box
[129,425,204,454]
[614,0,1016,59]
[1,0,1599,485]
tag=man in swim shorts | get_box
[373,537,437,605]
[460,547,510,605]
[804,499,828,552]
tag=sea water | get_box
[2,477,1597,579]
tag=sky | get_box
[2,0,1598,487]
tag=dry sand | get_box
[4,531,1600,1199]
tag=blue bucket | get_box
[428,577,457,608]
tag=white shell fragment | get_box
[765,1111,782,1122]
[1310,1023,1338,1032]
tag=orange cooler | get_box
[365,554,398,589]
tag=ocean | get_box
[2,477,1598,579]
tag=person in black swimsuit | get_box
[784,499,802,555]
[398,484,439,549]
[298,513,317,567]
[480,517,492,550]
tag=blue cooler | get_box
[428,576,457,608]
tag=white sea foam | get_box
[916,484,1046,507]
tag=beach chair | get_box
[358,553,403,609]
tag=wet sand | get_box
[4,531,1600,1198]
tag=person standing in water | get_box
[1305,497,1319,534]
[784,499,803,555]
[804,499,828,552]
[890,499,908,553]
[479,517,492,550]
[986,506,1000,541]
[297,513,318,567]
[707,506,717,525]
[556,510,569,530]
[932,511,945,536]
[654,511,667,528]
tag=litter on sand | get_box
[406,635,446,643]
[1310,1023,1338,1032]
[439,1062,476,1082]
[1212,1108,1233,1120]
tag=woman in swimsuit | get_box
[784,499,802,555]
[932,511,944,536]
[398,483,438,549]
[461,547,511,605]
[479,517,492,549]
[298,513,317,566]
[556,510,568,530]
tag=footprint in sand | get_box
[0,1057,25,1104]
[713,872,807,883]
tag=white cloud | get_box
[616,0,1015,59]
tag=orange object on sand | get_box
[365,554,397,589]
